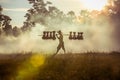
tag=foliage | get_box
[0,5,22,37]
[24,0,77,28]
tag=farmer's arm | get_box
[56,34,60,39]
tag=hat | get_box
[57,30,61,33]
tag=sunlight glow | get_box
[81,0,108,11]
[14,54,45,80]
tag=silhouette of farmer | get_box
[55,30,66,55]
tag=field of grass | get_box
[0,52,120,80]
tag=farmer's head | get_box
[57,30,62,34]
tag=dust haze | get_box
[0,18,115,53]
[0,0,119,53]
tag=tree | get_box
[105,0,120,45]
[66,11,76,23]
[0,5,3,14]
[0,5,4,27]
[0,6,13,36]
[13,26,21,37]
[2,15,13,36]
[0,5,21,36]
[22,0,78,30]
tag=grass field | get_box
[0,52,120,80]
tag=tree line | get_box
[0,0,120,38]
[0,6,21,37]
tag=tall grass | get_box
[0,52,120,80]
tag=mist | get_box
[0,16,116,54]
[0,0,119,54]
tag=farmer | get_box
[54,30,66,55]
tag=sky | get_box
[0,0,108,27]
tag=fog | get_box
[0,0,119,54]
[0,17,117,54]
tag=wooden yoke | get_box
[40,31,84,40]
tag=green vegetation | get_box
[0,52,120,80]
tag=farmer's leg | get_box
[62,43,66,53]
[55,44,61,55]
